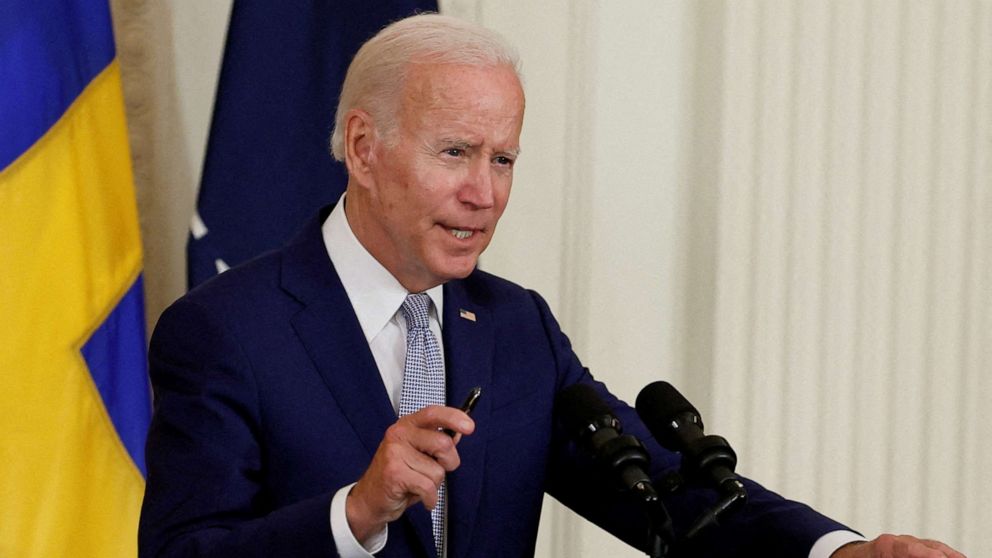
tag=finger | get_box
[383,418,462,471]
[919,539,966,558]
[375,445,444,509]
[374,442,437,493]
[402,426,462,471]
[891,536,955,558]
[398,451,449,510]
[401,469,440,510]
[406,405,475,437]
[399,442,447,487]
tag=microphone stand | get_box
[678,433,748,541]
[651,443,748,552]
[641,486,675,558]
[625,479,675,558]
[685,479,747,539]
[592,431,676,557]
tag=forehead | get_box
[398,63,525,136]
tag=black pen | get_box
[443,386,482,437]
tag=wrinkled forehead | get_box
[399,62,525,121]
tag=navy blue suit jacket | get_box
[139,208,849,557]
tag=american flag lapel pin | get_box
[459,308,477,322]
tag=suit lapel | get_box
[281,211,435,556]
[442,278,494,558]
[293,295,438,556]
[281,211,396,458]
[281,213,497,557]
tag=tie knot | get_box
[401,293,432,330]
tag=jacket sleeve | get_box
[528,289,853,557]
[138,298,337,558]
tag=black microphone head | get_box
[557,383,617,437]
[635,381,703,449]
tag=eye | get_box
[493,155,515,167]
[443,148,465,157]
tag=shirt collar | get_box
[322,194,444,343]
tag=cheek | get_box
[494,177,513,210]
[405,161,445,190]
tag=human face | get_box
[357,63,524,293]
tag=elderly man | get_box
[139,13,964,558]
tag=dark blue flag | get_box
[188,1,437,288]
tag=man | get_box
[139,13,965,558]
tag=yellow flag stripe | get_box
[0,61,144,558]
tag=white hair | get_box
[329,13,522,161]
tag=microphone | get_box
[557,383,675,555]
[635,381,744,495]
[557,383,658,498]
[635,381,746,541]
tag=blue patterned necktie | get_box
[398,293,446,557]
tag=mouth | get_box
[441,224,482,240]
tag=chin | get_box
[436,259,480,282]
[442,266,477,281]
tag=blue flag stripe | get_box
[0,0,116,169]
[81,274,152,476]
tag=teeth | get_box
[450,228,473,240]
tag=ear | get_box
[343,109,377,189]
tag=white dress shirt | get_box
[320,195,862,558]
[323,196,443,557]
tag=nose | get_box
[458,158,495,209]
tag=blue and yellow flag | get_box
[0,1,151,556]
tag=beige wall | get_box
[114,1,992,555]
[110,0,232,329]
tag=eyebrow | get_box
[437,137,521,157]
[438,138,473,150]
